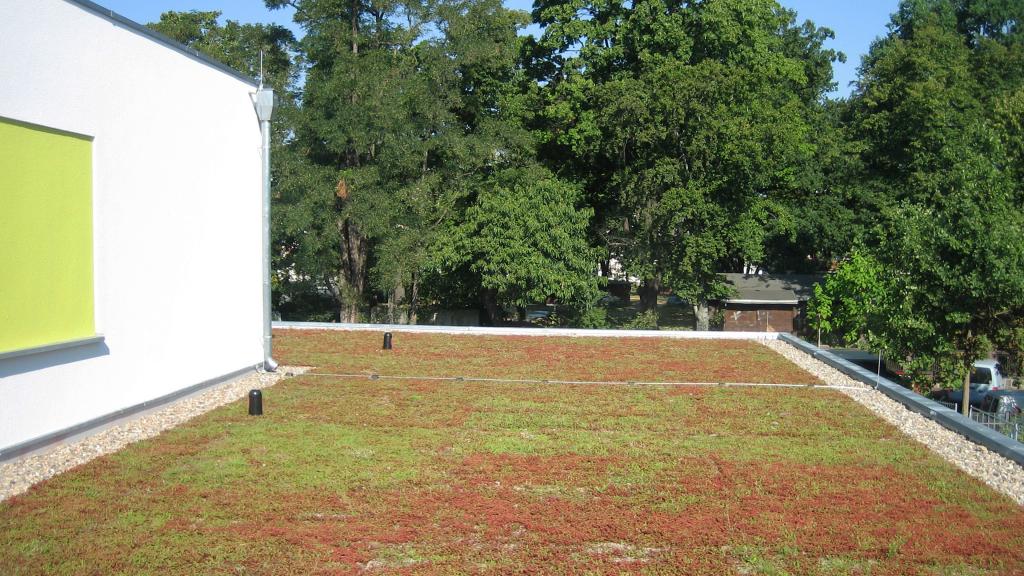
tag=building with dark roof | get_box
[712,273,823,334]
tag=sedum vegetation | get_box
[3,331,1023,574]
[149,1,1024,384]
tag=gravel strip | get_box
[764,339,1024,505]
[0,366,308,502]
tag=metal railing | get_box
[932,400,1021,442]
[968,406,1021,442]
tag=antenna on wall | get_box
[258,50,265,89]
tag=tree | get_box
[876,135,1024,402]
[807,251,889,349]
[449,166,603,323]
[268,0,603,324]
[833,0,1024,403]
[267,0,443,321]
[530,0,842,328]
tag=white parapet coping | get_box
[273,321,781,341]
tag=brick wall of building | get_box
[718,304,799,333]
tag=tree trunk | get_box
[639,278,660,312]
[338,218,368,323]
[341,0,361,324]
[324,274,344,322]
[350,0,359,55]
[388,280,405,324]
[962,367,971,416]
[694,300,710,331]
[409,272,419,325]
[481,289,501,326]
[962,328,974,416]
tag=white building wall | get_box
[0,0,264,450]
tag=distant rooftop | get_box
[719,273,823,305]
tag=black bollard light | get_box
[248,389,263,416]
[383,332,393,350]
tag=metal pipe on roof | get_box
[252,86,277,372]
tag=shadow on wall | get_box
[0,341,110,378]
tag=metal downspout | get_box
[253,86,277,372]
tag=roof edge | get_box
[723,299,802,305]
[65,0,259,87]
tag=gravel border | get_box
[0,366,307,502]
[764,339,1024,505]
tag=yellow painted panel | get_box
[0,118,94,353]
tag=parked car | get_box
[525,308,551,321]
[970,359,1008,392]
[928,359,1010,409]
[978,390,1024,417]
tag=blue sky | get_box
[97,0,899,98]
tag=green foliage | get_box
[572,305,610,329]
[808,252,888,348]
[710,308,726,330]
[454,167,603,311]
[622,310,660,330]
[261,0,601,323]
[876,161,1024,385]
[531,0,842,324]
[836,0,1024,386]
